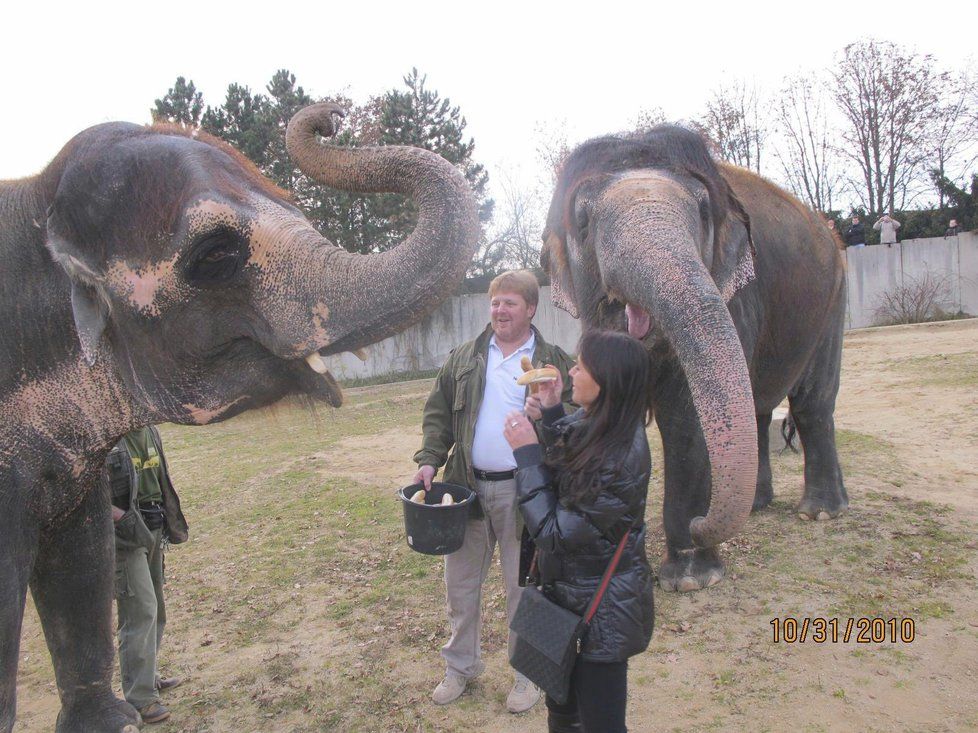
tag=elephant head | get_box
[41,103,479,426]
[541,126,758,548]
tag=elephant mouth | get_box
[210,337,345,408]
[597,295,656,343]
[300,351,343,407]
[625,303,652,340]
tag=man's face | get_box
[852,217,859,224]
[490,290,536,343]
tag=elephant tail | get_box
[779,411,800,455]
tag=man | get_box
[945,219,960,237]
[106,426,188,725]
[874,212,901,246]
[845,216,866,248]
[413,270,574,712]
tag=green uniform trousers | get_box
[115,527,166,708]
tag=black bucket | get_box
[399,482,476,555]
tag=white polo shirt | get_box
[470,332,536,472]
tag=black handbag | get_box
[508,528,631,704]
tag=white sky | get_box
[3,0,975,207]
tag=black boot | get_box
[548,709,583,733]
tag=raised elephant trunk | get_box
[598,184,758,548]
[286,103,479,353]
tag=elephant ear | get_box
[712,193,757,303]
[541,230,579,318]
[45,215,111,367]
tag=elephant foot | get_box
[797,495,848,521]
[55,692,140,733]
[659,548,724,592]
[752,486,773,513]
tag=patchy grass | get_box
[884,352,978,389]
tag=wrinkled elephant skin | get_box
[0,104,478,732]
[543,127,847,592]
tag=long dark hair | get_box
[553,330,653,504]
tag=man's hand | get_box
[414,464,436,491]
[111,506,125,523]
[503,411,538,450]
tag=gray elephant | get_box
[0,103,478,733]
[542,126,847,592]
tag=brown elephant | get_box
[0,103,478,733]
[542,126,847,592]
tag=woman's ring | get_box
[510,421,518,427]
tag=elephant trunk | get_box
[600,194,757,548]
[285,103,479,353]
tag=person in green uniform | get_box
[106,426,188,725]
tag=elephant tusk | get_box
[305,352,329,374]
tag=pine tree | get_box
[152,77,205,126]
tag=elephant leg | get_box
[753,412,774,512]
[30,485,140,733]
[789,302,848,520]
[656,375,725,593]
[0,500,37,733]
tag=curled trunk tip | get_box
[286,103,347,150]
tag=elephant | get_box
[0,102,478,733]
[541,125,847,592]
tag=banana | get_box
[410,489,427,504]
[441,493,455,506]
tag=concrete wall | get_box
[844,232,978,329]
[326,233,977,380]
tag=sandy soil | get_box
[11,319,978,732]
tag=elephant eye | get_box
[185,230,246,284]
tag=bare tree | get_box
[633,106,667,134]
[929,65,978,209]
[698,80,767,173]
[533,119,571,186]
[774,75,841,212]
[486,172,545,271]
[831,40,945,214]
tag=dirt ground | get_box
[12,319,978,732]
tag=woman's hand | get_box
[503,411,538,450]
[524,395,544,420]
[534,364,562,409]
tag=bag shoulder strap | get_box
[583,527,631,624]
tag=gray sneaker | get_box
[431,672,467,705]
[506,674,541,713]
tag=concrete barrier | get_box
[328,234,977,380]
[845,233,977,329]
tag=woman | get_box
[503,330,655,733]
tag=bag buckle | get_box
[576,638,581,654]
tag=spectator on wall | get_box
[844,217,866,248]
[945,219,960,237]
[873,212,901,246]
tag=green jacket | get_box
[413,324,575,488]
[107,426,189,551]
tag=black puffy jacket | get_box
[514,406,654,662]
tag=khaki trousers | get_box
[115,527,166,708]
[442,477,524,679]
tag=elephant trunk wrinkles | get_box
[601,199,757,548]
[285,104,479,353]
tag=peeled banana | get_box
[410,489,427,504]
[441,493,455,506]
